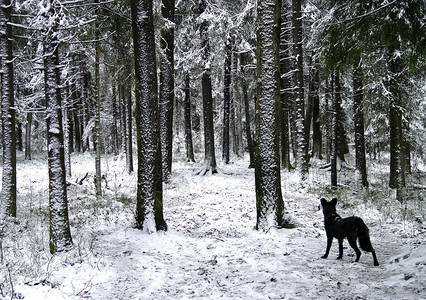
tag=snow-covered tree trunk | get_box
[25,112,32,160]
[292,0,307,179]
[159,0,174,180]
[241,52,254,168]
[0,0,16,219]
[42,0,72,253]
[387,45,405,197]
[131,0,167,232]
[184,73,195,163]
[255,0,285,231]
[330,71,340,188]
[353,59,368,190]
[94,2,102,198]
[126,88,134,173]
[311,68,322,160]
[198,4,217,175]
[222,39,232,164]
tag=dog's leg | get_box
[337,238,344,259]
[371,250,379,266]
[348,236,361,262]
[321,236,333,259]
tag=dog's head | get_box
[320,198,337,216]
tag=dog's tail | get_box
[356,217,375,253]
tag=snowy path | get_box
[13,156,424,299]
[84,161,424,300]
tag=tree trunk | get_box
[255,0,285,231]
[241,53,254,168]
[0,0,17,219]
[184,73,195,162]
[94,8,102,198]
[330,72,339,188]
[280,0,293,171]
[159,0,175,180]
[131,0,167,232]
[126,87,133,173]
[198,3,217,175]
[25,112,32,160]
[292,0,307,179]
[222,39,232,164]
[353,59,368,189]
[43,1,72,253]
[311,68,322,160]
[112,82,119,155]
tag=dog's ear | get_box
[320,198,327,206]
[331,198,337,206]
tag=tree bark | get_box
[330,71,339,188]
[126,87,133,173]
[198,2,217,175]
[255,0,285,231]
[159,0,175,180]
[241,53,254,168]
[292,0,307,179]
[279,0,293,171]
[353,59,368,189]
[184,73,195,162]
[387,45,405,197]
[94,6,102,198]
[222,39,232,164]
[0,0,17,219]
[311,68,322,160]
[131,0,167,232]
[25,112,32,160]
[43,0,72,253]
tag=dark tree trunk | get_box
[43,1,72,253]
[353,60,368,189]
[120,85,128,158]
[126,88,133,173]
[222,39,232,164]
[241,53,255,168]
[255,0,285,231]
[325,78,331,163]
[184,73,195,163]
[198,2,217,175]
[388,46,405,195]
[112,82,119,155]
[0,0,17,218]
[16,121,23,152]
[304,62,315,166]
[94,9,102,198]
[312,68,322,160]
[25,112,32,160]
[159,0,175,180]
[330,71,340,188]
[279,0,293,171]
[131,0,167,232]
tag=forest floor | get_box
[1,152,425,299]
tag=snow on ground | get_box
[1,152,425,299]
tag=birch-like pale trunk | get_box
[0,0,16,219]
[131,0,167,232]
[255,0,285,231]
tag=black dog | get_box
[320,198,379,266]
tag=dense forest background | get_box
[0,0,425,298]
